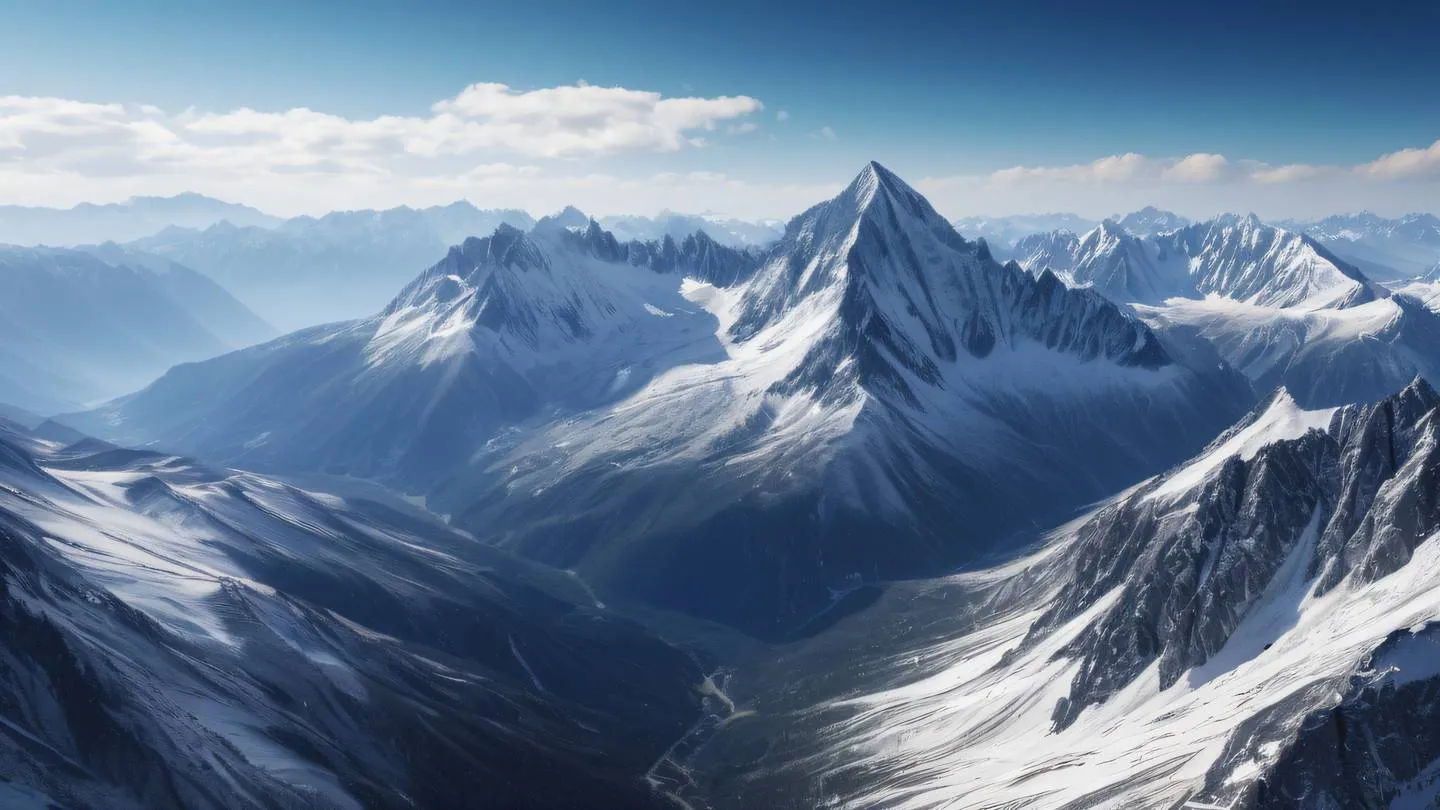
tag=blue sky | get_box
[2,0,1438,218]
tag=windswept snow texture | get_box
[680,378,1440,810]
[73,164,1250,640]
[0,419,701,809]
[1017,215,1440,408]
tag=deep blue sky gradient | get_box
[2,0,1437,217]
[4,0,1438,178]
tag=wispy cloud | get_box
[1357,138,1440,180]
[0,82,763,178]
[1160,153,1230,183]
[0,84,1435,220]
[919,140,1440,218]
[971,142,1440,190]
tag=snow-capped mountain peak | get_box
[1116,205,1191,236]
[1018,214,1384,311]
[533,205,591,233]
[1180,214,1382,309]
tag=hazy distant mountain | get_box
[599,210,784,247]
[0,246,269,412]
[950,208,1186,253]
[78,242,275,348]
[0,193,279,246]
[1284,211,1440,281]
[951,212,1098,249]
[1115,205,1190,235]
[130,203,536,330]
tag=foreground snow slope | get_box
[681,378,1440,809]
[0,419,701,809]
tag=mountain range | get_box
[1282,211,1440,281]
[65,164,1253,639]
[0,193,279,246]
[598,210,785,247]
[0,246,273,413]
[3,162,1440,809]
[128,203,538,330]
[959,208,1440,286]
[1014,215,1440,408]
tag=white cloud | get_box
[1249,163,1329,184]
[918,141,1440,219]
[1,86,1437,222]
[0,85,770,215]
[976,145,1440,193]
[990,152,1152,185]
[1161,152,1229,183]
[0,82,762,186]
[1357,138,1440,180]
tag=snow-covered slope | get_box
[72,164,1251,640]
[1017,215,1440,407]
[0,419,701,809]
[1176,214,1383,309]
[1020,214,1382,310]
[1135,292,1440,409]
[680,378,1440,809]
[68,219,756,492]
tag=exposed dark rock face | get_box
[1040,378,1440,730]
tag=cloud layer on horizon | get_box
[0,85,1437,220]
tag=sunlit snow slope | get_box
[0,419,700,809]
[681,378,1440,809]
[1018,215,1440,407]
